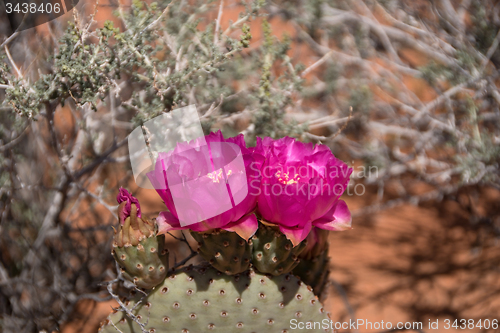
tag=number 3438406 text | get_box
[5,2,61,14]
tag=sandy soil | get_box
[325,194,500,333]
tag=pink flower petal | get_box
[279,221,312,247]
[116,187,141,219]
[222,214,258,240]
[313,200,352,231]
[256,136,352,230]
[146,130,262,230]
[156,211,184,235]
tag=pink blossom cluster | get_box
[122,131,353,246]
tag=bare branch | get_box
[4,45,23,78]
[214,0,224,45]
[1,32,19,48]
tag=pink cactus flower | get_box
[147,131,264,240]
[255,136,352,246]
[117,187,141,223]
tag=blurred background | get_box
[0,0,499,332]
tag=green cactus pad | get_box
[293,248,330,301]
[99,265,332,333]
[190,229,252,275]
[251,224,307,276]
[113,234,168,289]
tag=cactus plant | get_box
[251,222,307,276]
[103,133,354,333]
[99,265,333,333]
[190,229,253,275]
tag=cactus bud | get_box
[112,188,168,289]
[114,188,154,247]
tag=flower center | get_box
[275,170,300,185]
[207,169,232,183]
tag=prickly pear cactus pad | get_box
[251,223,307,276]
[190,229,252,275]
[113,234,169,290]
[100,265,332,333]
[293,228,330,299]
[292,248,330,300]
